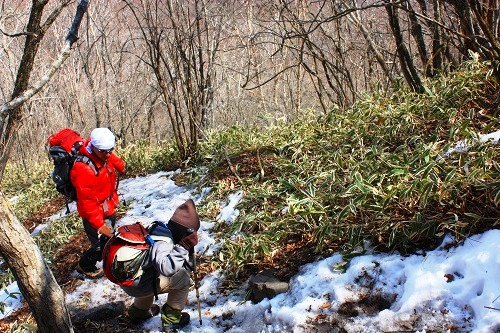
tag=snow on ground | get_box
[1,128,500,332]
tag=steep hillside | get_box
[0,58,498,332]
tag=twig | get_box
[224,150,242,183]
[484,306,500,311]
[256,149,265,180]
[0,28,35,38]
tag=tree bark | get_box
[0,1,89,332]
[431,0,444,72]
[124,0,221,162]
[386,2,425,93]
[403,0,432,77]
[0,193,73,332]
[347,9,395,84]
[0,0,71,179]
[446,0,482,58]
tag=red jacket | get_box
[70,139,125,230]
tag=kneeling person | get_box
[105,199,200,331]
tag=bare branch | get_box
[1,42,72,114]
[0,27,35,38]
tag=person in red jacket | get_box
[70,127,125,278]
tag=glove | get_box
[98,224,113,238]
[98,234,110,252]
[178,231,198,251]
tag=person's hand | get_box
[178,231,198,251]
[98,224,113,238]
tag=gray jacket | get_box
[120,237,190,297]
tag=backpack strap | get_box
[71,140,83,155]
[74,154,98,176]
[64,197,71,215]
[135,222,160,300]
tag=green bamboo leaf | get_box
[337,205,351,223]
[464,213,482,219]
[444,169,457,182]
[354,171,363,182]
[367,204,383,212]
[355,180,370,193]
[422,163,436,178]
[419,181,435,206]
[492,183,500,206]
[388,227,397,247]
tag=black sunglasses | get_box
[96,147,114,153]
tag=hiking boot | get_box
[128,304,161,325]
[76,263,104,279]
[161,303,190,332]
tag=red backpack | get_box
[102,223,152,287]
[103,221,173,295]
[47,128,96,203]
[48,128,84,154]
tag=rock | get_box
[247,269,289,303]
[71,301,126,324]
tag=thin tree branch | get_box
[225,150,242,184]
[484,306,500,311]
[0,42,72,114]
[0,28,35,38]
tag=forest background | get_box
[0,1,498,332]
[1,0,498,166]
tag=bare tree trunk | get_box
[123,0,222,162]
[347,8,396,83]
[403,0,432,77]
[0,1,65,179]
[468,0,500,64]
[83,63,102,127]
[431,0,445,72]
[0,193,73,333]
[444,0,500,76]
[0,1,89,331]
[385,2,425,93]
[458,0,480,57]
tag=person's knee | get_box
[176,269,191,291]
[162,269,191,291]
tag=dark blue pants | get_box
[78,215,116,271]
